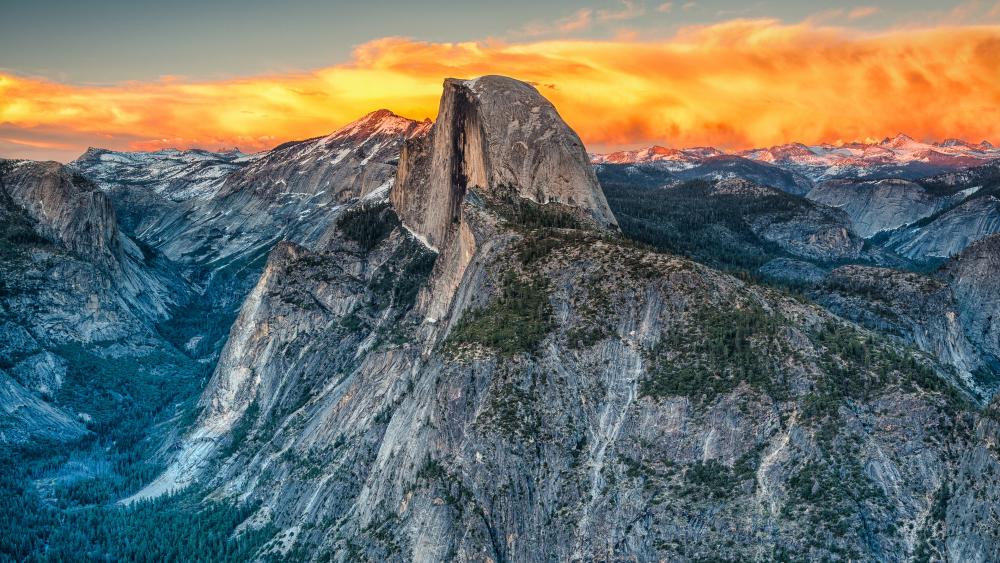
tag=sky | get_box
[2,0,999,161]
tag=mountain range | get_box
[593,134,1000,183]
[2,75,1000,562]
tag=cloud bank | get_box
[2,19,998,160]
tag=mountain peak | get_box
[391,75,617,250]
[327,108,428,142]
[880,133,918,148]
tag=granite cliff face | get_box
[73,110,429,358]
[391,76,617,251]
[807,178,957,239]
[944,235,1000,380]
[0,160,194,445]
[74,109,428,270]
[132,77,1000,562]
[811,265,990,396]
[804,163,1000,263]
[714,179,862,262]
[7,73,1000,562]
[887,196,1000,261]
[1,160,180,318]
[389,75,617,320]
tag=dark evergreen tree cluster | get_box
[447,272,554,356]
[599,174,806,272]
[337,201,401,251]
[0,444,275,563]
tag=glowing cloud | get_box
[2,19,999,161]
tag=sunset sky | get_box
[2,0,1000,161]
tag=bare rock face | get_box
[72,110,428,273]
[0,160,195,446]
[944,234,1000,376]
[888,195,1000,261]
[807,178,952,239]
[391,76,617,251]
[0,369,86,444]
[148,210,1000,561]
[1,160,181,320]
[72,111,429,359]
[389,76,618,321]
[712,179,863,262]
[3,161,120,263]
[812,265,988,394]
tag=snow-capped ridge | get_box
[592,135,1000,182]
[324,109,431,143]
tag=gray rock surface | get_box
[0,369,86,444]
[142,76,1000,562]
[73,110,429,358]
[151,204,1000,561]
[8,75,1000,562]
[391,75,617,252]
[887,196,1000,261]
[0,159,192,444]
[943,234,1000,384]
[806,178,953,239]
[812,265,990,396]
[757,258,826,285]
[713,179,862,261]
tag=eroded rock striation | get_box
[391,75,617,251]
[0,160,194,445]
[807,178,955,239]
[944,234,1000,383]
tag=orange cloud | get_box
[1,19,999,161]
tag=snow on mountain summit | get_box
[324,109,431,143]
[593,135,1000,182]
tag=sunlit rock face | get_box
[391,75,617,252]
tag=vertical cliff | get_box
[944,234,1000,389]
[390,76,617,251]
[389,76,617,320]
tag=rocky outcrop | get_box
[389,76,618,321]
[714,179,862,262]
[75,110,427,271]
[0,369,87,444]
[887,195,1000,261]
[2,161,120,261]
[1,160,182,320]
[811,265,990,397]
[807,178,953,238]
[391,76,617,252]
[805,161,1000,262]
[757,258,826,285]
[150,208,1000,561]
[0,159,196,446]
[72,110,429,359]
[943,234,1000,383]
